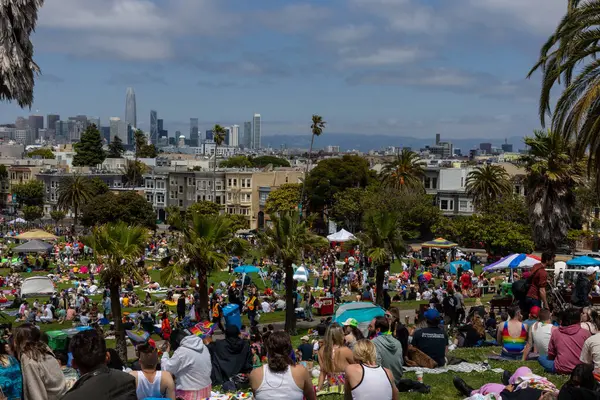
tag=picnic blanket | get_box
[404,362,504,375]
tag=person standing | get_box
[13,323,66,400]
[572,267,597,307]
[211,295,225,334]
[304,286,315,322]
[246,287,259,328]
[526,251,553,311]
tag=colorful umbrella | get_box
[483,254,541,272]
[421,238,458,249]
[418,271,432,282]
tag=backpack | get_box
[512,267,541,301]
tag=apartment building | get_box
[252,170,304,229]
[143,171,168,221]
[165,170,226,210]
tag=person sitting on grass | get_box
[522,308,556,372]
[548,307,592,375]
[412,309,448,367]
[208,325,253,386]
[129,342,175,400]
[496,307,528,360]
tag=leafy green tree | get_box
[251,156,291,168]
[212,125,226,203]
[22,205,42,222]
[134,129,158,158]
[265,183,302,215]
[73,124,106,166]
[123,159,147,187]
[465,164,512,211]
[380,149,424,192]
[161,214,247,320]
[186,201,221,220]
[0,165,7,181]
[80,191,156,230]
[27,148,55,159]
[522,130,583,251]
[57,174,94,230]
[83,222,149,362]
[12,180,44,207]
[88,177,109,196]
[50,210,66,225]
[165,205,183,229]
[330,188,366,233]
[258,212,327,333]
[107,135,125,158]
[300,115,326,215]
[226,214,249,233]
[220,155,253,168]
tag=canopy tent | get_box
[566,256,600,267]
[15,230,58,241]
[483,253,541,272]
[333,302,385,336]
[327,229,356,243]
[232,265,267,289]
[293,266,309,282]
[8,218,25,224]
[421,238,458,248]
[21,276,55,298]
[14,240,53,253]
[446,260,471,274]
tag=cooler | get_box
[47,330,68,352]
[222,303,241,329]
[315,297,334,316]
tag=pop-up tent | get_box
[232,265,267,289]
[332,302,385,336]
[566,256,600,266]
[8,218,25,224]
[15,230,58,240]
[14,240,53,253]
[293,266,309,282]
[21,276,55,298]
[327,229,356,243]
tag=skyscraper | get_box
[47,114,60,134]
[243,121,252,148]
[109,117,121,142]
[150,110,158,145]
[28,115,44,140]
[190,118,199,147]
[15,117,28,130]
[252,114,261,149]
[206,130,213,141]
[125,87,137,128]
[230,125,239,147]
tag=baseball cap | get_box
[301,335,309,341]
[424,309,440,321]
[586,266,599,276]
[529,306,540,318]
[343,318,358,328]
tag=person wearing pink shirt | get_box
[548,308,592,374]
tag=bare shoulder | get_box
[383,367,394,381]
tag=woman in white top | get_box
[344,339,398,400]
[250,331,316,400]
[130,343,175,400]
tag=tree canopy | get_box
[73,124,106,167]
[22,205,42,222]
[27,148,55,159]
[264,183,301,215]
[219,155,253,168]
[12,180,44,207]
[220,155,291,168]
[186,201,222,220]
[107,136,125,158]
[81,191,156,230]
[134,129,158,158]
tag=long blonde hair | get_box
[321,324,345,374]
[352,339,376,365]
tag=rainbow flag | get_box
[189,321,215,339]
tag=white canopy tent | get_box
[327,229,356,243]
[21,276,55,298]
[293,266,309,282]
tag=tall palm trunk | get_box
[213,146,218,205]
[197,266,210,321]
[299,133,315,219]
[72,204,78,235]
[375,264,385,307]
[109,281,127,362]
[284,262,297,334]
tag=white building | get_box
[202,141,237,157]
[252,114,261,149]
[230,125,239,147]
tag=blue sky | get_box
[2,0,569,140]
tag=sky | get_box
[1,0,571,140]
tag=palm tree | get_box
[212,125,226,205]
[57,174,93,231]
[122,159,146,188]
[522,130,583,251]
[161,214,247,320]
[258,212,327,333]
[83,222,149,362]
[356,211,405,306]
[0,0,44,107]
[299,115,326,217]
[527,0,600,186]
[380,149,425,191]
[465,164,512,211]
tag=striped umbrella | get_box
[483,254,541,272]
[421,238,458,249]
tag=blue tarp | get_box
[447,260,471,274]
[566,256,600,266]
[333,302,385,336]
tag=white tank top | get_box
[255,365,304,400]
[532,322,554,356]
[351,364,393,400]
[136,370,163,400]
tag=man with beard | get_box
[368,316,403,384]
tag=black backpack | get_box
[512,267,541,301]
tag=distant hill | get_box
[261,133,526,152]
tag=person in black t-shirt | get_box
[412,309,448,367]
[297,335,313,361]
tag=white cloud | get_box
[350,0,445,34]
[341,47,425,67]
[320,25,373,44]
[257,4,331,34]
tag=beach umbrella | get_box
[421,238,458,249]
[483,254,541,272]
[418,271,432,282]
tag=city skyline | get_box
[1,0,570,139]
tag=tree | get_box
[27,148,55,159]
[251,156,291,168]
[50,210,66,225]
[258,212,326,333]
[0,0,43,107]
[265,183,302,215]
[83,222,149,362]
[527,0,600,187]
[300,115,326,216]
[161,214,247,320]
[80,191,156,230]
[212,125,226,204]
[12,180,44,207]
[122,159,147,187]
[465,164,512,211]
[165,205,183,229]
[22,205,42,222]
[226,213,249,233]
[88,177,109,196]
[186,201,221,220]
[220,156,253,168]
[134,129,158,158]
[522,130,583,251]
[73,124,106,167]
[107,136,125,158]
[329,188,366,233]
[57,174,94,230]
[380,149,425,191]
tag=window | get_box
[246,179,251,187]
[187,192,194,201]
[285,177,288,183]
[241,179,246,188]
[440,199,454,211]
[459,200,469,211]
[216,183,222,190]
[170,179,177,186]
[10,173,15,180]
[432,178,438,189]
[233,179,237,187]
[50,193,55,201]
[188,177,195,186]
[200,181,206,189]
[514,185,520,194]
[460,177,464,187]
[145,180,153,189]
[259,192,269,204]
[46,185,50,193]
[51,181,55,188]
[216,196,221,204]
[156,181,165,189]
[178,185,183,194]
[157,194,165,204]
[228,179,232,187]
[146,194,153,202]
[178,199,183,207]
[424,177,431,188]
[170,191,177,199]
[227,193,232,201]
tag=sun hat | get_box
[586,266,599,276]
[343,318,358,328]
